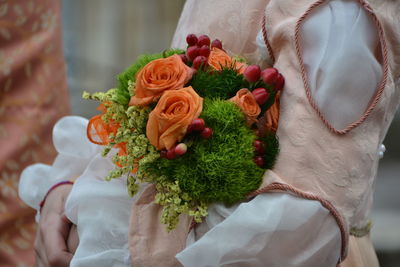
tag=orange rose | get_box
[207,47,247,74]
[146,86,203,150]
[229,88,261,125]
[129,54,194,106]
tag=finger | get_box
[42,213,73,267]
[35,226,49,267]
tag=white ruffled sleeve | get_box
[176,193,342,267]
[18,116,100,211]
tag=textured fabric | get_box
[0,0,69,266]
[339,235,379,267]
[263,0,399,231]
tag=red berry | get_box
[160,150,168,158]
[166,149,176,160]
[197,35,211,47]
[252,88,270,105]
[191,118,205,131]
[201,127,213,139]
[275,73,285,91]
[192,56,208,70]
[187,124,194,133]
[211,39,223,49]
[244,65,261,83]
[179,54,188,64]
[186,46,200,61]
[261,68,279,85]
[199,45,211,58]
[253,140,265,155]
[174,143,188,156]
[253,156,265,167]
[186,34,198,46]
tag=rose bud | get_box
[179,54,188,64]
[174,143,188,156]
[191,118,205,131]
[211,39,223,49]
[186,46,200,61]
[261,68,278,85]
[160,150,168,158]
[199,45,211,58]
[244,65,261,83]
[192,56,208,70]
[201,127,213,139]
[166,149,177,160]
[275,73,285,91]
[197,35,211,47]
[253,140,265,155]
[252,88,270,105]
[186,33,198,46]
[253,156,265,167]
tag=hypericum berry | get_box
[275,73,285,91]
[261,68,279,85]
[244,65,261,83]
[174,143,188,156]
[179,54,188,64]
[186,34,198,46]
[197,35,211,47]
[186,46,200,61]
[211,39,223,49]
[166,149,176,160]
[253,140,265,155]
[160,150,168,158]
[192,56,208,70]
[253,156,265,167]
[199,45,211,58]
[252,88,270,105]
[191,118,205,131]
[201,127,213,139]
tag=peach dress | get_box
[0,0,69,266]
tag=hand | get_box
[35,184,73,267]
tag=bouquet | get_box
[83,33,284,230]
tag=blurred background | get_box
[61,0,399,266]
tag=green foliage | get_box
[189,66,277,115]
[114,49,185,105]
[144,99,269,205]
[259,132,279,170]
[190,67,247,99]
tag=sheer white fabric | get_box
[301,0,382,130]
[256,30,273,66]
[65,152,141,267]
[177,193,341,267]
[18,116,100,214]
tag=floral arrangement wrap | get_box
[83,34,285,230]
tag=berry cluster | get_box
[244,65,285,105]
[179,34,223,70]
[160,118,213,160]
